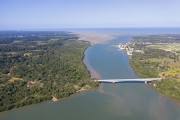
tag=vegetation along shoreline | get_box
[115,34,180,100]
[0,31,98,112]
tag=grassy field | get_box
[146,43,180,81]
[147,58,180,81]
[147,43,180,53]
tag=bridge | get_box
[95,78,162,84]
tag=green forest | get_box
[130,35,180,99]
[0,31,98,112]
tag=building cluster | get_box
[115,42,144,56]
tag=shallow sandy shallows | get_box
[74,32,115,44]
[83,56,101,80]
[73,31,115,80]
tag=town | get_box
[115,42,144,56]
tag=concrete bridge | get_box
[95,78,162,84]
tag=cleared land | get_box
[147,58,180,81]
[147,43,180,53]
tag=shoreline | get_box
[125,40,180,102]
[0,39,97,113]
[0,88,89,114]
[148,82,180,104]
[83,47,101,80]
[122,47,180,103]
[74,31,116,80]
[0,36,99,113]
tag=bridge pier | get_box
[145,81,147,84]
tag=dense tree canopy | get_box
[0,31,98,112]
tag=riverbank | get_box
[75,31,116,80]
[0,32,98,112]
[2,34,180,120]
[126,35,180,100]
[83,54,101,80]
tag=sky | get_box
[0,0,180,30]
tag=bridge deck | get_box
[95,78,161,83]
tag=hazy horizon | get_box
[1,0,180,30]
[1,27,180,31]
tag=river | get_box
[0,35,180,120]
